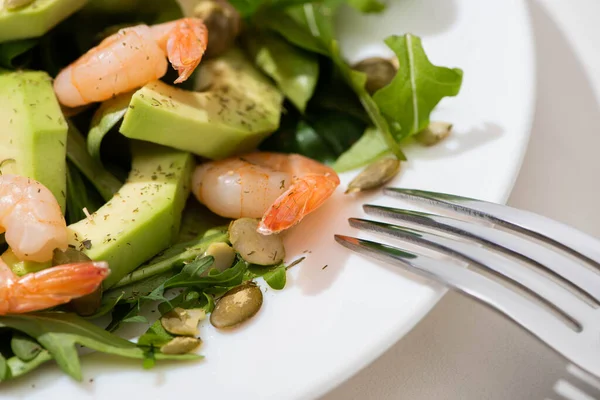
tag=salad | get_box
[0,0,462,384]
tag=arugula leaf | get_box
[11,334,42,362]
[246,263,287,290]
[230,0,323,17]
[0,39,37,69]
[373,34,463,141]
[346,0,385,13]
[87,91,134,165]
[65,161,104,225]
[244,30,319,112]
[121,315,149,324]
[66,121,123,201]
[333,126,387,171]
[137,320,174,348]
[0,313,200,381]
[4,350,53,381]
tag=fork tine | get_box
[349,218,592,326]
[385,188,600,269]
[363,205,600,305]
[334,234,583,366]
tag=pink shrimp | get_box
[192,153,340,234]
[53,18,208,108]
[0,259,109,315]
[0,174,110,314]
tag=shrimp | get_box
[192,153,340,234]
[53,18,208,108]
[0,258,109,315]
[0,175,110,314]
[0,175,68,262]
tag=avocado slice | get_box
[0,70,68,210]
[120,48,284,160]
[1,248,50,276]
[67,141,194,288]
[0,0,87,43]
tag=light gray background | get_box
[323,1,600,399]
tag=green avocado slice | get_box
[0,0,87,43]
[67,141,194,288]
[0,70,67,210]
[119,48,284,160]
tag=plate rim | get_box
[309,1,538,398]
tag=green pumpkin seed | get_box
[160,337,202,355]
[345,158,401,194]
[415,122,453,146]
[161,307,206,336]
[202,242,235,276]
[229,218,285,265]
[210,282,263,329]
[353,57,397,95]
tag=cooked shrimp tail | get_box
[0,259,109,315]
[258,174,339,234]
[192,153,340,234]
[162,18,208,83]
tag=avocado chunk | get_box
[0,0,87,43]
[67,141,194,288]
[120,48,284,160]
[0,70,67,210]
[2,248,50,276]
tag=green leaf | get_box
[0,313,200,381]
[346,0,385,13]
[6,350,53,380]
[65,160,104,225]
[121,315,149,324]
[245,31,319,112]
[137,320,174,348]
[67,121,123,201]
[87,92,134,165]
[0,353,7,381]
[177,200,230,243]
[373,34,463,141]
[0,39,37,69]
[333,126,388,171]
[263,265,287,289]
[230,0,323,17]
[11,334,42,362]
[84,293,124,319]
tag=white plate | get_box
[3,0,535,399]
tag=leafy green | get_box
[137,320,174,348]
[230,0,323,17]
[87,92,134,165]
[246,263,287,290]
[4,350,53,381]
[333,126,387,171]
[0,39,37,69]
[11,334,42,362]
[65,160,104,225]
[177,200,230,243]
[0,313,200,381]
[346,0,385,13]
[245,30,319,112]
[109,232,228,289]
[66,121,123,202]
[373,34,463,141]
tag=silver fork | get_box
[335,188,600,380]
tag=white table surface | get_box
[322,1,600,399]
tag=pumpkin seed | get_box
[229,218,285,265]
[53,248,103,316]
[4,0,34,10]
[415,122,453,146]
[352,57,397,95]
[345,158,401,194]
[160,337,202,355]
[201,242,235,276]
[160,307,206,336]
[210,282,263,329]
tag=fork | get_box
[335,188,600,380]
